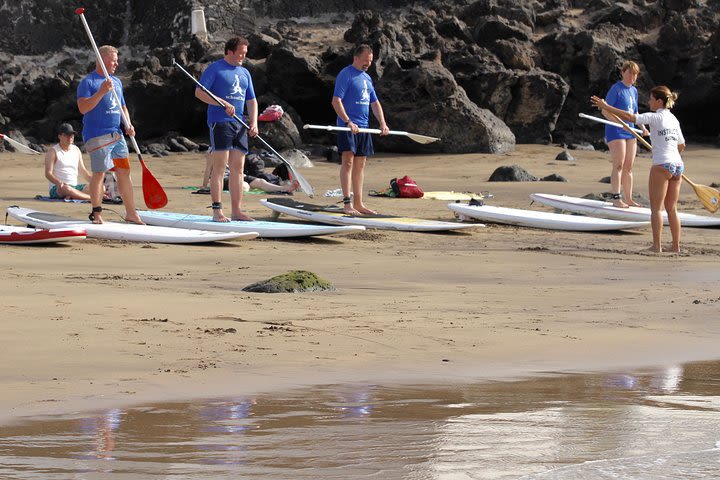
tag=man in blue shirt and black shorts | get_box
[195,37,258,222]
[332,44,389,215]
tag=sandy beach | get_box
[1,143,719,425]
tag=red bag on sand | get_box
[390,175,424,198]
[258,105,284,122]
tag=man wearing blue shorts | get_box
[331,44,389,215]
[77,45,142,224]
[195,37,258,222]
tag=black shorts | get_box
[210,121,249,153]
[337,130,374,157]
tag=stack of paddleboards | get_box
[0,224,87,245]
[447,200,649,231]
[261,197,478,232]
[6,206,258,244]
[530,194,720,228]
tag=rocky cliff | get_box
[1,0,718,153]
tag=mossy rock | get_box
[242,270,335,293]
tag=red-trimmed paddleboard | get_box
[0,225,87,244]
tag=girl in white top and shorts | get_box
[591,86,686,253]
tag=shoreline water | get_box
[1,144,720,426]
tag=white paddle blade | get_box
[0,134,42,154]
[289,165,314,197]
[405,133,440,144]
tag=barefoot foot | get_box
[124,214,145,225]
[212,211,230,222]
[612,199,629,208]
[231,213,255,221]
[343,205,361,215]
[355,206,378,215]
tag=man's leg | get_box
[228,150,253,221]
[351,156,376,215]
[340,151,360,215]
[58,184,91,201]
[210,149,230,222]
[89,171,105,223]
[114,165,143,224]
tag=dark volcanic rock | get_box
[265,45,335,123]
[376,59,515,154]
[489,165,538,182]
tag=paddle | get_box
[172,59,315,197]
[303,124,440,144]
[606,112,720,213]
[0,133,42,154]
[578,113,643,135]
[74,7,168,210]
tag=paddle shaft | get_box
[303,124,440,143]
[578,113,643,135]
[607,113,653,150]
[305,124,412,136]
[0,133,42,154]
[172,59,314,197]
[76,10,140,155]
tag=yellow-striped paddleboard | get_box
[261,198,480,232]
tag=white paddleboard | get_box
[531,193,720,228]
[448,203,649,231]
[0,224,87,244]
[261,198,480,232]
[6,206,258,244]
[137,210,366,238]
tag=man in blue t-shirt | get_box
[77,45,142,224]
[195,37,258,222]
[331,44,389,215]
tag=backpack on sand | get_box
[390,175,424,198]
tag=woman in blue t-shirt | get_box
[603,61,648,208]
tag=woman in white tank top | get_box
[44,123,92,201]
[591,86,686,253]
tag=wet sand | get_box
[1,143,720,424]
[1,360,718,479]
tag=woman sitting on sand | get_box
[591,86,685,253]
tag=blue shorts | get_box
[49,183,86,198]
[210,121,249,153]
[605,125,635,143]
[87,133,130,173]
[659,163,684,177]
[337,131,374,157]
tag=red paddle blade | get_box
[139,157,168,209]
[74,7,85,14]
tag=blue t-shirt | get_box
[76,71,125,142]
[199,59,256,125]
[333,65,378,128]
[604,80,639,141]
